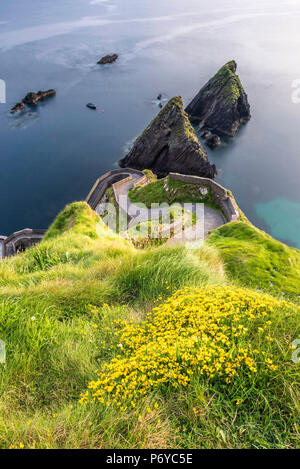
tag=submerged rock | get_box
[97,54,118,64]
[119,96,216,179]
[10,89,56,114]
[185,61,251,137]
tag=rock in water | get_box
[206,134,221,149]
[185,61,251,137]
[10,102,25,114]
[119,96,216,178]
[23,90,56,105]
[97,54,118,64]
[11,89,56,113]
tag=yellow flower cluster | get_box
[81,286,298,409]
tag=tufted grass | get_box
[208,221,300,302]
[0,202,299,449]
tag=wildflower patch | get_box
[81,286,299,409]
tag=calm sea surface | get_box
[0,0,300,248]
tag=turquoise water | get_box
[0,0,300,249]
[255,198,300,249]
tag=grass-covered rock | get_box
[185,61,251,137]
[119,97,216,178]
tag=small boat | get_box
[86,103,97,110]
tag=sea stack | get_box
[119,96,216,179]
[185,61,251,137]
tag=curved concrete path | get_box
[99,173,226,241]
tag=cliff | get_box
[119,96,216,178]
[185,61,251,137]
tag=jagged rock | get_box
[206,134,221,149]
[10,102,25,114]
[119,96,216,179]
[10,89,56,113]
[97,54,118,64]
[23,89,56,105]
[185,61,251,137]
[157,94,162,100]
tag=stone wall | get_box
[112,176,133,203]
[86,168,144,209]
[2,229,46,258]
[133,175,148,187]
[0,236,7,259]
[169,173,240,222]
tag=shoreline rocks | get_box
[97,54,118,65]
[185,60,251,138]
[119,96,217,179]
[10,89,56,114]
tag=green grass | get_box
[0,202,299,449]
[129,176,222,214]
[208,60,244,104]
[208,221,300,301]
[126,207,197,249]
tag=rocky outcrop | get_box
[206,134,221,149]
[201,131,221,148]
[185,61,251,137]
[23,90,56,105]
[10,89,56,114]
[10,102,25,114]
[97,54,118,64]
[119,96,216,179]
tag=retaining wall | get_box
[86,168,144,210]
[113,176,133,203]
[169,173,239,222]
[133,175,148,187]
[2,229,46,258]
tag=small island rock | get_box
[119,96,216,179]
[185,60,251,137]
[97,54,118,65]
[10,89,56,114]
[23,90,56,106]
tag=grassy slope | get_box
[208,221,300,301]
[0,202,299,449]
